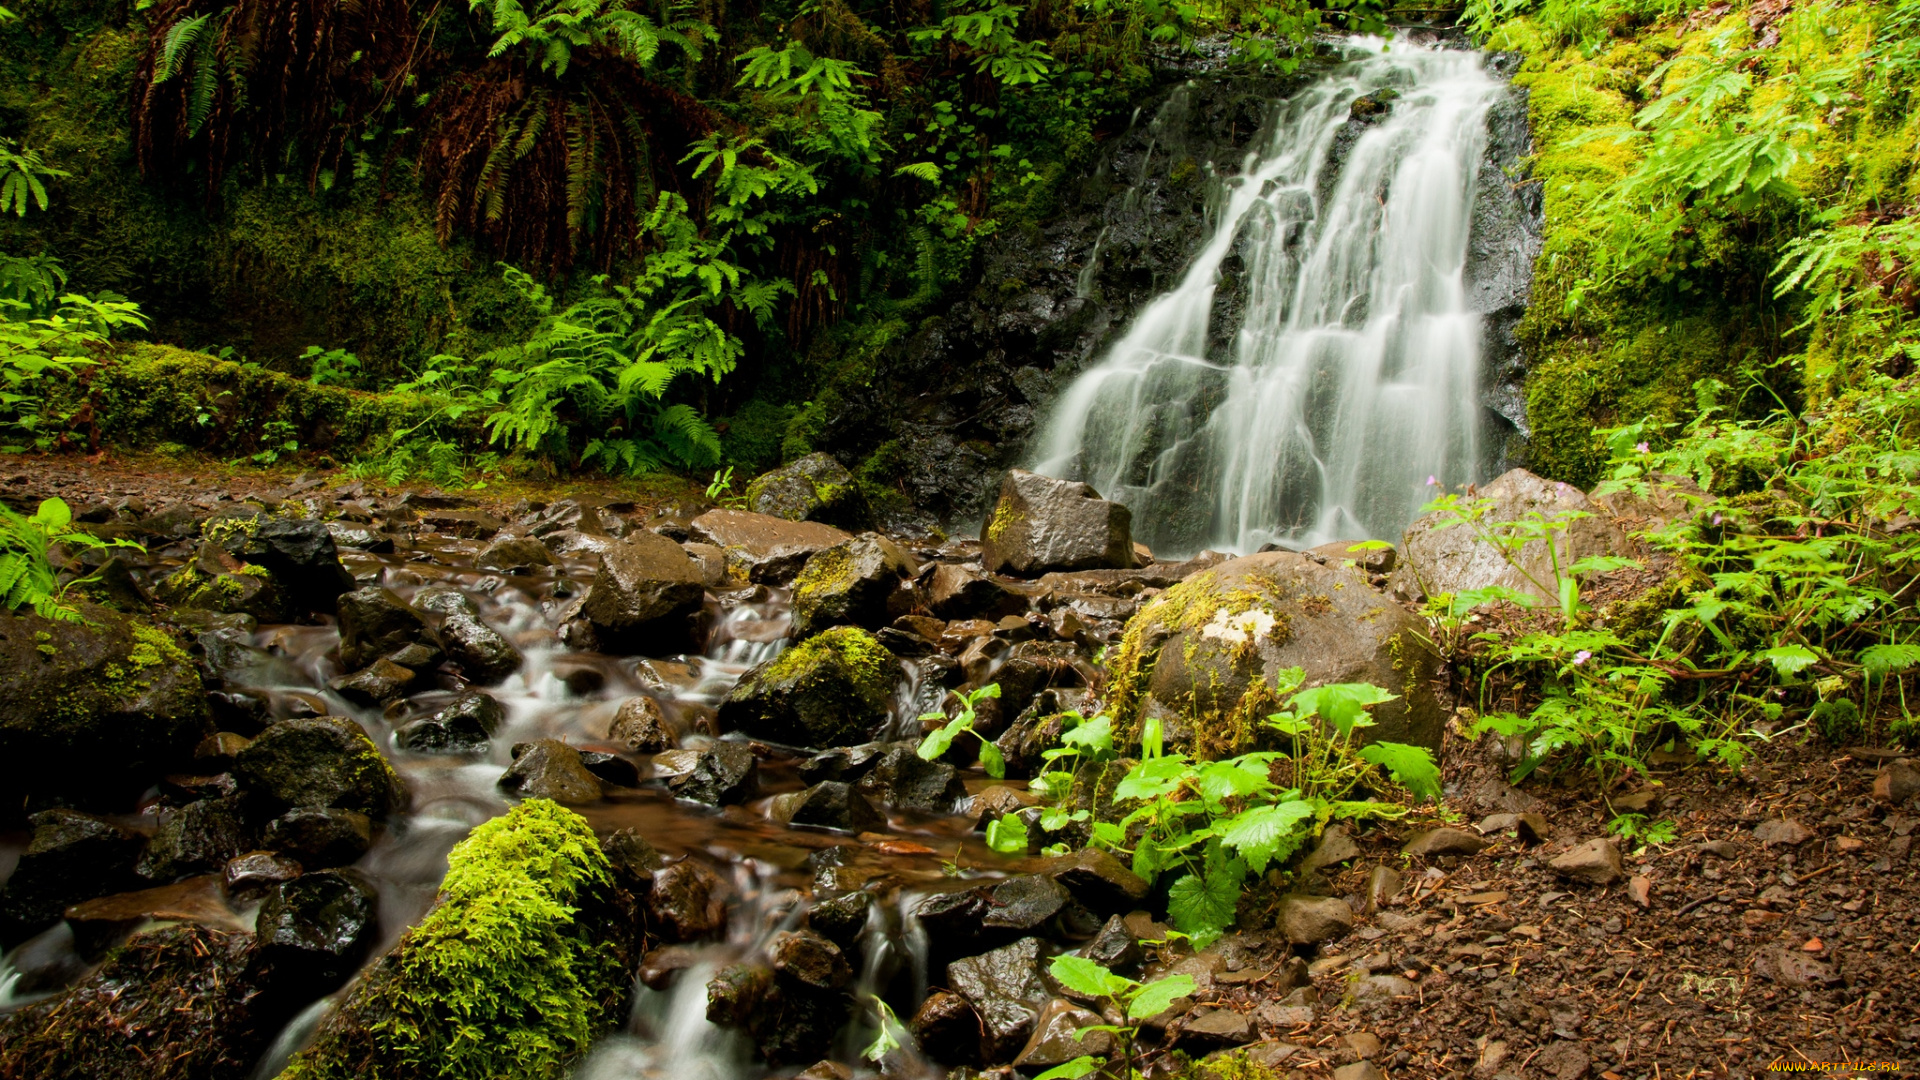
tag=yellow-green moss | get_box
[791,543,856,604]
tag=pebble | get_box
[1549,838,1624,886]
[1754,818,1814,847]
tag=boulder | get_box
[413,589,523,684]
[280,801,640,1080]
[217,516,356,616]
[579,531,708,652]
[981,470,1136,576]
[235,717,409,818]
[155,544,288,621]
[225,851,304,898]
[772,782,887,832]
[137,797,249,882]
[0,605,210,815]
[1085,914,1143,973]
[947,937,1056,1061]
[789,533,919,639]
[499,740,604,804]
[1106,551,1444,757]
[336,587,432,672]
[649,860,728,942]
[666,741,760,805]
[911,990,984,1066]
[329,658,417,706]
[475,536,554,573]
[609,695,675,752]
[0,809,146,946]
[854,745,966,814]
[717,627,898,749]
[1393,468,1632,604]
[264,807,373,869]
[745,453,870,529]
[689,508,852,584]
[925,563,1029,621]
[1044,848,1151,913]
[255,868,380,991]
[806,891,873,950]
[394,691,505,754]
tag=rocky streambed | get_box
[2,455,1917,1080]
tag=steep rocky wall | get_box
[822,35,1544,533]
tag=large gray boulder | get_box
[789,533,918,639]
[689,509,852,584]
[1393,468,1632,604]
[745,453,869,530]
[1108,551,1443,755]
[981,470,1136,576]
[579,531,707,652]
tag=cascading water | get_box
[1032,38,1507,555]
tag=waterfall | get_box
[1031,38,1507,556]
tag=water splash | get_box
[1032,38,1506,555]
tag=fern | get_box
[0,498,144,621]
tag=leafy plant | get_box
[1607,812,1678,848]
[0,293,149,452]
[918,682,1006,779]
[302,345,362,387]
[1036,954,1197,1080]
[1,498,144,621]
[0,139,69,218]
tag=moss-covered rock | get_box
[0,604,211,819]
[716,626,899,749]
[1106,551,1442,758]
[744,451,870,530]
[281,800,639,1080]
[232,716,409,819]
[789,532,919,639]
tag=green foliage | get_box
[473,0,705,77]
[1039,953,1196,1080]
[918,682,1006,780]
[0,138,68,217]
[0,291,147,451]
[282,800,627,1080]
[0,497,143,621]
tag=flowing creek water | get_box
[1033,38,1507,555]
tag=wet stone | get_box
[235,716,409,818]
[911,990,983,1066]
[790,533,919,639]
[476,535,555,573]
[255,868,380,992]
[855,745,966,814]
[0,809,146,946]
[224,850,304,899]
[947,937,1055,1061]
[137,797,249,883]
[394,690,505,754]
[771,781,886,833]
[807,890,873,951]
[414,588,524,684]
[335,586,431,671]
[1177,1007,1254,1050]
[984,874,1079,931]
[329,657,417,706]
[580,530,708,653]
[602,827,664,892]
[668,741,760,805]
[650,860,728,942]
[609,695,675,753]
[1086,913,1144,973]
[767,928,853,989]
[1016,998,1113,1066]
[263,806,372,869]
[499,739,604,804]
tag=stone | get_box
[911,990,984,1066]
[1107,551,1444,756]
[255,868,380,990]
[1352,975,1416,1001]
[807,891,873,951]
[767,928,853,989]
[1310,540,1397,575]
[579,750,641,788]
[983,874,1081,931]
[1178,1008,1254,1049]
[771,781,886,832]
[476,535,554,573]
[394,690,505,754]
[264,807,373,869]
[236,716,408,818]
[609,695,676,752]
[413,588,524,684]
[668,741,760,805]
[1627,875,1653,908]
[790,533,918,639]
[579,530,708,652]
[1754,944,1839,987]
[499,739,604,803]
[1534,1039,1593,1080]
[1278,895,1356,945]
[1332,1062,1387,1080]
[1516,812,1552,844]
[0,809,146,946]
[926,563,1029,620]
[218,516,356,616]
[854,745,966,814]
[225,850,304,898]
[718,627,897,749]
[690,508,853,584]
[947,937,1056,1061]
[1403,827,1488,857]
[1393,469,1634,604]
[650,860,728,941]
[136,798,249,882]
[745,452,870,529]
[1086,913,1144,973]
[329,657,418,705]
[1874,760,1920,804]
[1300,825,1362,876]
[1016,998,1114,1065]
[1046,848,1152,913]
[1549,838,1624,886]
[0,605,211,813]
[1365,865,1403,913]
[1754,818,1814,846]
[799,741,895,785]
[981,470,1136,576]
[601,828,663,892]
[336,587,431,671]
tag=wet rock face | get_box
[255,868,380,991]
[413,588,523,684]
[138,797,250,882]
[336,587,432,672]
[666,741,760,806]
[981,470,1137,576]
[790,533,919,639]
[718,626,898,749]
[0,809,147,946]
[218,516,357,617]
[1110,550,1445,755]
[579,530,708,653]
[608,695,675,752]
[499,739,605,804]
[690,508,853,584]
[947,937,1057,1062]
[770,781,886,832]
[746,453,870,530]
[0,605,211,817]
[649,860,728,942]
[394,691,505,754]
[264,807,374,869]
[855,746,966,814]
[234,717,410,818]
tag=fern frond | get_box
[154,11,215,83]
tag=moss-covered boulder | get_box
[281,800,639,1080]
[981,470,1137,576]
[233,717,409,819]
[0,604,211,818]
[689,508,853,584]
[717,627,899,749]
[745,452,871,530]
[1106,551,1442,757]
[790,532,919,639]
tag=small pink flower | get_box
[1573,650,1592,665]
[1426,475,1438,486]
[1635,442,1650,454]
[1711,512,1724,526]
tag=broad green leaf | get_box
[1031,1056,1101,1080]
[1112,755,1189,803]
[1126,973,1197,1020]
[1216,800,1315,868]
[1357,741,1443,802]
[1758,645,1819,676]
[917,722,957,761]
[984,814,1028,854]
[1061,714,1113,751]
[1290,682,1397,738]
[1860,642,1920,679]
[978,741,1006,779]
[1165,867,1238,943]
[1048,955,1134,999]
